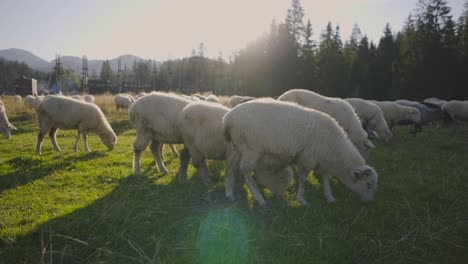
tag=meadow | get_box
[0,94,468,263]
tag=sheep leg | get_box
[133,132,150,175]
[35,121,51,155]
[177,147,191,183]
[150,140,168,174]
[190,149,211,186]
[170,144,179,158]
[296,166,309,206]
[239,153,266,206]
[49,127,61,152]
[82,132,90,152]
[225,149,241,201]
[321,174,336,203]
[73,132,81,152]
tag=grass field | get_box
[1,95,468,263]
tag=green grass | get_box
[1,108,468,263]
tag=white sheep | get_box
[32,96,45,112]
[369,100,421,129]
[35,96,117,154]
[177,101,292,192]
[0,100,17,139]
[345,98,392,142]
[229,95,255,108]
[114,94,135,111]
[24,95,35,109]
[205,94,219,103]
[442,100,468,123]
[84,95,95,103]
[424,98,447,108]
[14,95,22,104]
[129,92,191,175]
[71,95,85,101]
[278,89,375,160]
[223,99,378,206]
[135,92,147,99]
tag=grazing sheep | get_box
[229,95,255,108]
[114,94,135,111]
[84,95,95,103]
[369,100,421,130]
[35,96,117,154]
[135,92,147,99]
[32,96,45,112]
[346,98,392,142]
[223,99,378,206]
[0,100,17,139]
[442,101,468,123]
[14,95,22,104]
[278,89,375,160]
[71,95,85,101]
[395,99,446,134]
[424,98,447,108]
[129,92,191,175]
[205,94,219,103]
[177,101,292,192]
[24,95,35,109]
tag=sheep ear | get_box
[365,140,375,149]
[352,167,372,182]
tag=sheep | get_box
[114,94,135,111]
[442,101,468,123]
[135,92,147,99]
[223,99,378,206]
[14,95,22,104]
[71,95,85,101]
[0,100,17,139]
[35,96,117,154]
[129,92,191,175]
[205,94,219,103]
[24,95,35,109]
[278,89,375,160]
[177,101,292,192]
[192,94,207,101]
[229,95,255,108]
[424,98,447,108]
[345,98,392,142]
[84,95,95,103]
[369,100,421,130]
[395,99,447,134]
[32,96,45,112]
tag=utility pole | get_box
[81,55,89,93]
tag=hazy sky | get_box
[0,0,466,61]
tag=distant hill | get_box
[0,48,52,72]
[0,48,151,74]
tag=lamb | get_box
[35,96,117,154]
[345,98,392,142]
[129,92,191,175]
[369,100,421,129]
[442,101,468,123]
[114,94,135,111]
[223,99,378,206]
[395,99,446,134]
[229,95,255,108]
[177,101,292,192]
[0,100,17,139]
[206,94,219,103]
[278,89,375,160]
[84,95,95,103]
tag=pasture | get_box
[0,95,468,263]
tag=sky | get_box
[0,0,466,61]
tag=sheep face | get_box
[407,108,421,124]
[381,129,393,142]
[348,165,378,202]
[100,132,117,150]
[0,123,16,139]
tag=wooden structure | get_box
[13,78,37,96]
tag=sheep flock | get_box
[1,90,467,208]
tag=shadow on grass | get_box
[0,172,260,264]
[0,152,108,194]
[110,119,133,136]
